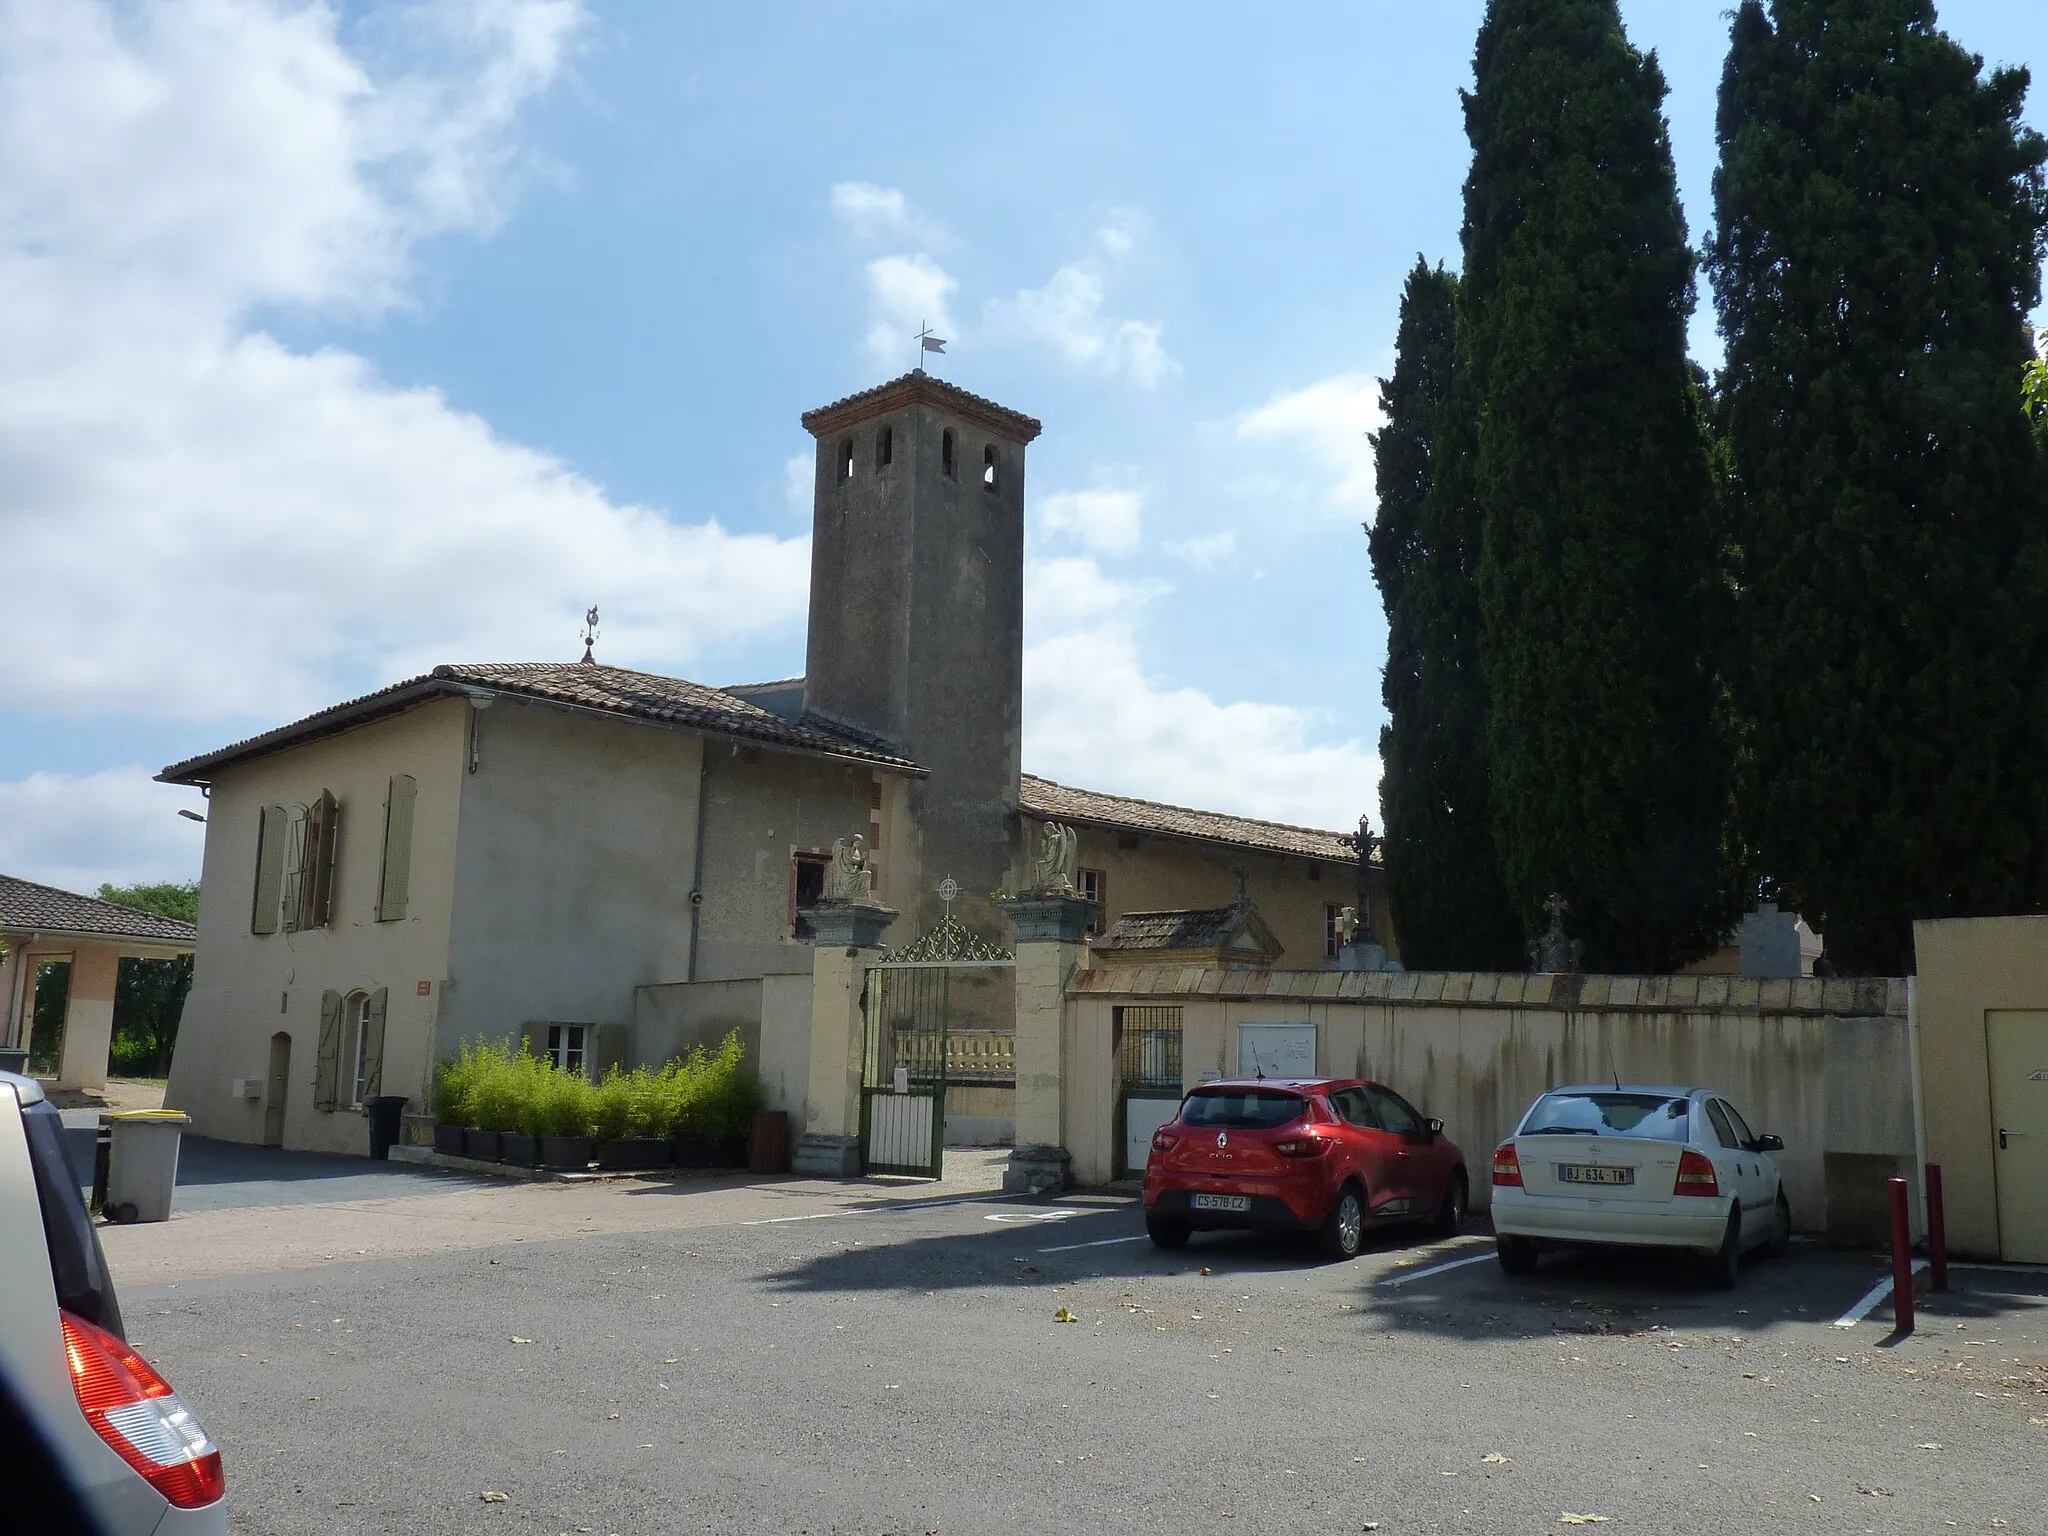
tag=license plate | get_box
[1558,1164,1633,1186]
[1192,1193,1251,1212]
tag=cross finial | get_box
[915,320,947,372]
[580,605,600,664]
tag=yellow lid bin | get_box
[105,1111,191,1223]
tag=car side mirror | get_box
[1425,1117,1445,1138]
[1751,1134,1784,1153]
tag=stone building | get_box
[161,372,1384,1155]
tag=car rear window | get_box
[20,1097,124,1338]
[1181,1089,1307,1129]
[1520,1091,1691,1143]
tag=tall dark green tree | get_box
[98,881,199,1077]
[1370,259,1523,968]
[1459,0,1734,971]
[1708,0,2048,973]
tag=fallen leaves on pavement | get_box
[479,1491,510,1503]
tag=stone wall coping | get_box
[1065,968,1908,1017]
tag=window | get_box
[277,790,339,933]
[1721,1100,1757,1149]
[941,428,955,478]
[1114,1004,1181,1089]
[791,851,830,936]
[1325,903,1344,959]
[347,993,373,1109]
[316,986,383,1111]
[1364,1084,1422,1136]
[877,426,893,468]
[1705,1099,1742,1150]
[378,774,416,922]
[1520,1091,1693,1142]
[1078,868,1105,937]
[546,1023,587,1076]
[1330,1086,1379,1129]
[838,438,854,483]
[1180,1088,1306,1130]
[982,443,999,491]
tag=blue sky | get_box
[3,0,2045,892]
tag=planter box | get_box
[594,1137,669,1171]
[433,1123,465,1155]
[500,1131,540,1167]
[538,1135,594,1170]
[714,1137,748,1169]
[670,1137,715,1170]
[462,1129,502,1162]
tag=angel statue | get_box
[1031,820,1079,896]
[826,834,874,904]
[1335,905,1360,949]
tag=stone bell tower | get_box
[800,372,1041,938]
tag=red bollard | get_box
[1927,1164,1948,1294]
[1888,1176,1915,1335]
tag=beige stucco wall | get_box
[1024,818,1380,969]
[1912,915,2048,1257]
[757,972,814,1117]
[633,978,762,1071]
[167,697,467,1153]
[1066,970,1914,1238]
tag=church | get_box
[161,372,1390,1155]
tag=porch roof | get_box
[0,875,196,950]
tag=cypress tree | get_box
[1459,0,1734,972]
[1370,259,1523,969]
[1708,0,2048,973]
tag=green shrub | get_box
[590,1067,633,1141]
[537,1063,595,1138]
[624,1066,672,1139]
[465,1041,521,1133]
[433,1042,481,1125]
[695,1029,765,1145]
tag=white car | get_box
[1490,1084,1791,1288]
[0,1072,227,1532]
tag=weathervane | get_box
[915,321,947,372]
[580,605,600,664]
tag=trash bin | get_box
[105,1110,190,1224]
[365,1095,410,1161]
[748,1110,790,1174]
[0,1047,28,1075]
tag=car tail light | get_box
[1492,1142,1522,1187]
[1272,1135,1331,1158]
[1151,1129,1179,1154]
[61,1311,224,1509]
[1674,1149,1720,1197]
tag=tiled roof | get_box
[1094,907,1245,952]
[159,662,924,785]
[1020,774,1359,863]
[800,371,1043,443]
[0,875,197,946]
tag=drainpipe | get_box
[685,746,711,982]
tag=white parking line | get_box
[1380,1251,1494,1288]
[1039,1234,1151,1254]
[1833,1259,1928,1328]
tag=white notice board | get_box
[1236,1021,1316,1079]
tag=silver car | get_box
[0,1072,227,1532]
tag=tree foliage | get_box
[1458,0,1734,971]
[1370,259,1523,968]
[98,881,199,1077]
[1707,0,2048,972]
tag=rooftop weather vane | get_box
[915,321,946,372]
[580,605,600,663]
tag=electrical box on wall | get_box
[230,1078,262,1100]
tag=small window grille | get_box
[941,429,955,477]
[1115,1005,1183,1091]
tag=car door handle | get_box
[2002,1128,2020,1149]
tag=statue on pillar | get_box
[1030,820,1079,897]
[825,834,875,904]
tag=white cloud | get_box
[784,452,812,514]
[986,223,1173,388]
[1236,372,1383,513]
[0,768,206,891]
[0,0,810,723]
[1023,556,1377,832]
[1038,487,1142,555]
[861,252,956,370]
[828,181,946,248]
[1166,530,1237,570]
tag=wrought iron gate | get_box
[1114,1004,1185,1178]
[860,913,1013,1178]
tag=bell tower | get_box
[800,372,1041,937]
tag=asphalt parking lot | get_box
[98,1157,2048,1536]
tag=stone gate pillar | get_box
[791,900,897,1178]
[998,894,1096,1194]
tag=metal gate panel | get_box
[1115,1004,1185,1177]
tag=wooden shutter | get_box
[361,987,387,1101]
[251,805,286,935]
[280,804,309,932]
[378,775,416,922]
[303,790,339,929]
[591,1023,628,1080]
[314,989,342,1110]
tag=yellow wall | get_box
[168,698,467,1154]
[1911,915,2048,1257]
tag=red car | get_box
[1142,1077,1468,1260]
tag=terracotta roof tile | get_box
[799,371,1043,442]
[1020,774,1358,863]
[159,662,923,785]
[0,875,197,946]
[1093,907,1244,951]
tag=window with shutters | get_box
[335,988,387,1109]
[378,775,416,922]
[279,804,309,930]
[251,804,287,935]
[1077,868,1105,937]
[546,1023,587,1076]
[280,791,339,932]
[345,992,371,1109]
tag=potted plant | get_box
[432,1048,474,1155]
[500,1052,544,1168]
[536,1065,595,1170]
[464,1042,517,1161]
[667,1046,715,1168]
[701,1034,765,1168]
[592,1068,663,1170]
[599,1066,673,1170]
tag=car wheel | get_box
[1764,1189,1792,1258]
[1706,1207,1742,1289]
[1433,1169,1469,1238]
[1146,1216,1189,1250]
[1321,1183,1366,1262]
[1496,1234,1539,1276]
